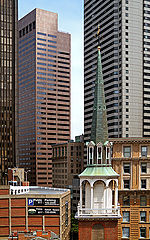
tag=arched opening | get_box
[92,224,104,240]
[93,180,105,210]
[85,181,91,208]
[81,180,91,209]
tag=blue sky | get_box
[19,0,84,140]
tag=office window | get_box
[141,146,147,157]
[123,196,130,206]
[124,179,130,189]
[123,163,130,174]
[140,227,146,238]
[123,211,130,222]
[123,146,131,157]
[122,227,129,238]
[141,179,146,189]
[141,163,147,173]
[140,196,147,206]
[140,212,146,222]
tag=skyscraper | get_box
[18,9,71,186]
[0,0,18,185]
[84,0,150,142]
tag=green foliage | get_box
[71,214,78,233]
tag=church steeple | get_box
[87,27,111,166]
[75,27,121,236]
[90,45,108,145]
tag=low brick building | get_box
[0,185,71,240]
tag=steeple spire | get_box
[90,27,108,145]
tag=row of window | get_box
[122,226,148,238]
[122,211,149,223]
[123,179,147,189]
[123,195,147,206]
[123,162,147,174]
[123,146,148,157]
[19,21,36,38]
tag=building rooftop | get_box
[79,167,119,177]
[28,186,68,195]
[9,185,69,196]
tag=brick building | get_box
[18,8,71,186]
[0,185,71,240]
[111,137,150,239]
[52,136,84,213]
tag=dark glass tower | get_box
[0,0,18,185]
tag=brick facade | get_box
[78,220,118,240]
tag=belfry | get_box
[76,27,121,240]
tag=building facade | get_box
[18,9,71,186]
[52,137,84,213]
[111,138,150,239]
[84,0,150,142]
[0,0,18,185]
[0,185,71,240]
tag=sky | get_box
[18,0,84,140]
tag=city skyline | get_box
[18,0,84,140]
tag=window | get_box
[140,227,146,238]
[141,163,147,173]
[123,211,130,222]
[140,196,147,206]
[141,179,146,189]
[122,227,129,238]
[123,196,130,206]
[123,146,131,157]
[123,163,130,174]
[140,212,146,222]
[141,146,147,157]
[124,179,130,189]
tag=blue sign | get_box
[28,199,34,206]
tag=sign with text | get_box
[28,198,60,206]
[28,207,60,215]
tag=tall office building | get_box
[84,0,150,142]
[0,0,18,185]
[18,9,71,186]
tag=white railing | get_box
[77,204,120,218]
[10,186,29,195]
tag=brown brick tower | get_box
[18,9,71,186]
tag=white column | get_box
[87,146,89,165]
[105,187,109,213]
[115,185,118,208]
[91,186,93,209]
[92,147,94,164]
[80,184,82,208]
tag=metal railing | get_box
[77,204,120,217]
